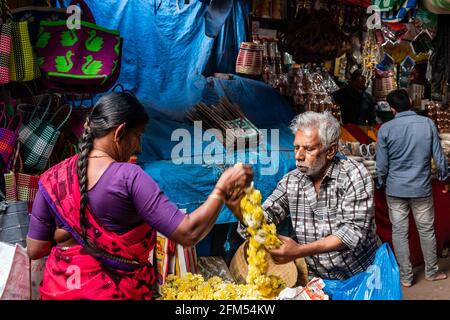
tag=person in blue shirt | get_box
[376,89,449,288]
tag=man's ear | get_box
[113,123,126,142]
[390,107,397,115]
[327,143,338,160]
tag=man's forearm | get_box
[294,235,347,258]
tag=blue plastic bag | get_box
[323,243,402,300]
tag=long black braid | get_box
[75,92,149,256]
[77,119,94,243]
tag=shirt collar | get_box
[324,157,340,180]
[395,110,416,118]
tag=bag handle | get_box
[9,141,23,173]
[112,84,125,93]
[6,112,22,133]
[16,93,52,123]
[0,0,12,23]
[69,0,95,24]
[49,104,73,131]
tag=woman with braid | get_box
[26,92,253,300]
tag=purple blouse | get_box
[28,162,186,241]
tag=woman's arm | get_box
[27,238,53,260]
[131,164,253,247]
[26,190,56,260]
[169,166,253,247]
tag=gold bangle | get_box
[209,194,224,203]
[214,186,227,197]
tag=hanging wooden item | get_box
[236,42,263,76]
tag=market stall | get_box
[0,0,449,301]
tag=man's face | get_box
[294,127,329,177]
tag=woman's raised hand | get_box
[214,163,253,201]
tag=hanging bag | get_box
[3,145,20,201]
[0,189,29,247]
[18,94,52,145]
[9,20,41,82]
[0,104,22,172]
[0,0,11,85]
[15,150,39,213]
[35,0,122,94]
[4,0,41,82]
[0,23,11,84]
[21,103,72,172]
[5,142,40,213]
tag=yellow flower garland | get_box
[240,186,284,298]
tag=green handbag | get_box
[21,104,72,172]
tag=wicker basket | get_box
[236,42,263,76]
[229,240,298,288]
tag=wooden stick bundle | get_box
[187,97,261,149]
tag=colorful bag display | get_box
[34,0,122,94]
[21,104,72,172]
[3,144,39,213]
[0,22,11,84]
[0,105,22,172]
[9,21,41,82]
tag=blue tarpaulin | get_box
[61,0,249,120]
[59,0,297,225]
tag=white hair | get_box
[289,111,340,150]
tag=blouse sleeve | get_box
[126,165,186,238]
[28,189,56,241]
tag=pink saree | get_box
[38,155,156,300]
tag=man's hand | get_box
[267,235,301,264]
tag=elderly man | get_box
[229,111,378,280]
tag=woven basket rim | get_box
[236,67,262,76]
[229,240,297,288]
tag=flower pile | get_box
[161,273,264,300]
[161,185,285,300]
